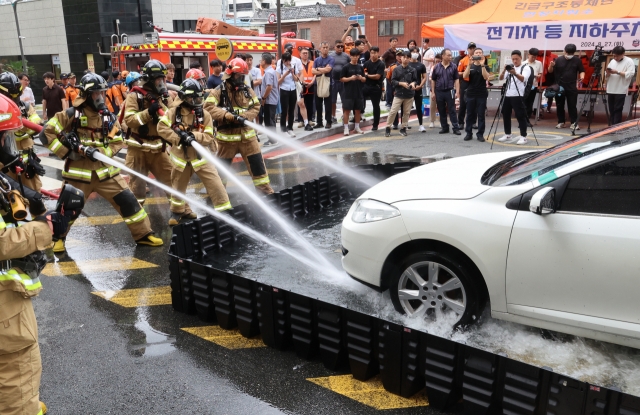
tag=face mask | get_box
[155,79,168,95]
[411,53,420,60]
[91,93,106,111]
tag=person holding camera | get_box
[497,50,532,145]
[341,22,361,55]
[605,46,635,126]
[548,43,585,129]
[463,48,490,142]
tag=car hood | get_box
[361,151,528,203]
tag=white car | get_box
[342,121,640,348]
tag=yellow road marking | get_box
[307,375,428,410]
[143,196,171,205]
[182,326,265,349]
[353,136,404,142]
[92,286,172,307]
[73,215,123,226]
[238,167,304,176]
[318,147,371,153]
[43,257,159,277]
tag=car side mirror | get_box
[529,187,556,215]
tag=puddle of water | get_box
[130,308,176,358]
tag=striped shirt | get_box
[431,62,459,91]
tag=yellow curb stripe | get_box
[92,286,172,307]
[43,257,159,277]
[182,326,266,349]
[72,215,124,226]
[307,374,429,410]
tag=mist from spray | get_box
[92,152,346,280]
[190,140,337,272]
[245,120,379,188]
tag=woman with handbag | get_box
[313,42,335,129]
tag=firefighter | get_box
[0,93,71,415]
[185,68,207,88]
[157,78,231,225]
[43,72,163,251]
[203,58,274,195]
[0,72,45,192]
[123,60,178,208]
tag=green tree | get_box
[0,59,36,77]
[283,0,296,6]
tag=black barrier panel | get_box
[189,261,217,322]
[316,300,348,371]
[378,321,403,396]
[424,333,464,411]
[232,276,260,338]
[288,291,318,360]
[290,184,307,219]
[584,385,620,415]
[259,285,291,350]
[168,254,184,313]
[344,309,379,381]
[545,373,587,415]
[176,258,196,315]
[210,268,237,329]
[401,327,425,398]
[617,393,640,415]
[501,359,546,415]
[462,347,502,415]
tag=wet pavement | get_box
[35,114,640,413]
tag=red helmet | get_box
[0,94,23,131]
[185,68,206,80]
[224,58,249,76]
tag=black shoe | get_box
[477,135,486,142]
[314,123,324,129]
[385,127,391,137]
[459,122,465,129]
[399,128,407,136]
[453,129,461,135]
[325,122,332,129]
[392,125,399,130]
[304,124,313,131]
[438,129,449,134]
[407,126,412,129]
[472,124,478,129]
[464,134,473,141]
[371,126,378,131]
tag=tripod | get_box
[572,63,608,135]
[489,73,540,149]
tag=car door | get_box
[506,151,640,325]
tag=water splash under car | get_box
[342,120,640,349]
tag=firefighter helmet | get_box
[185,68,206,81]
[178,78,204,108]
[224,58,249,76]
[0,72,23,102]
[78,73,108,111]
[125,71,142,88]
[141,60,168,80]
[0,94,23,131]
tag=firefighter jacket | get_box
[0,217,51,301]
[203,83,260,143]
[157,100,215,172]
[14,102,42,151]
[123,90,173,153]
[44,105,124,183]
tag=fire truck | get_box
[110,28,314,83]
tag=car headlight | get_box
[351,199,400,223]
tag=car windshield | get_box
[483,121,640,186]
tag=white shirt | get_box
[276,55,303,75]
[525,59,543,87]
[20,86,35,106]
[606,56,635,95]
[505,64,532,97]
[276,63,297,91]
[422,48,435,77]
[250,67,262,96]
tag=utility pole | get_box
[233,0,237,25]
[11,0,28,74]
[276,0,282,60]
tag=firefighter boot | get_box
[168,212,182,226]
[41,401,48,414]
[53,239,66,253]
[136,233,163,246]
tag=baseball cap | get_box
[467,42,476,49]
[61,73,68,79]
[67,73,76,79]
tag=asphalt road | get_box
[34,115,577,414]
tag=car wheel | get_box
[390,251,484,327]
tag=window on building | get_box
[173,20,197,33]
[261,2,270,8]
[228,3,254,12]
[378,20,404,36]
[299,28,310,40]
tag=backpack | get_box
[520,64,535,99]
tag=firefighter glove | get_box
[6,154,26,174]
[35,210,70,240]
[177,130,195,147]
[148,101,160,118]
[61,132,81,152]
[224,111,236,122]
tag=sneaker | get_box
[464,134,473,141]
[556,122,566,128]
[459,122,465,129]
[472,124,478,129]
[287,130,296,137]
[325,122,332,129]
[263,140,279,147]
[429,122,435,128]
[399,128,407,136]
[182,211,197,220]
[371,126,378,131]
[304,124,313,131]
[331,116,337,123]
[497,134,513,142]
[344,126,350,136]
[314,123,324,129]
[516,136,528,145]
[168,213,182,226]
[419,125,426,132]
[385,127,391,137]
[53,239,66,253]
[438,128,450,134]
[570,123,580,130]
[354,125,364,134]
[477,135,486,142]
[297,122,304,128]
[407,126,412,129]
[452,129,461,136]
[136,233,164,247]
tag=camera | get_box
[505,64,514,71]
[351,22,360,28]
[590,45,609,67]
[472,56,482,61]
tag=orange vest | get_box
[301,61,314,83]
